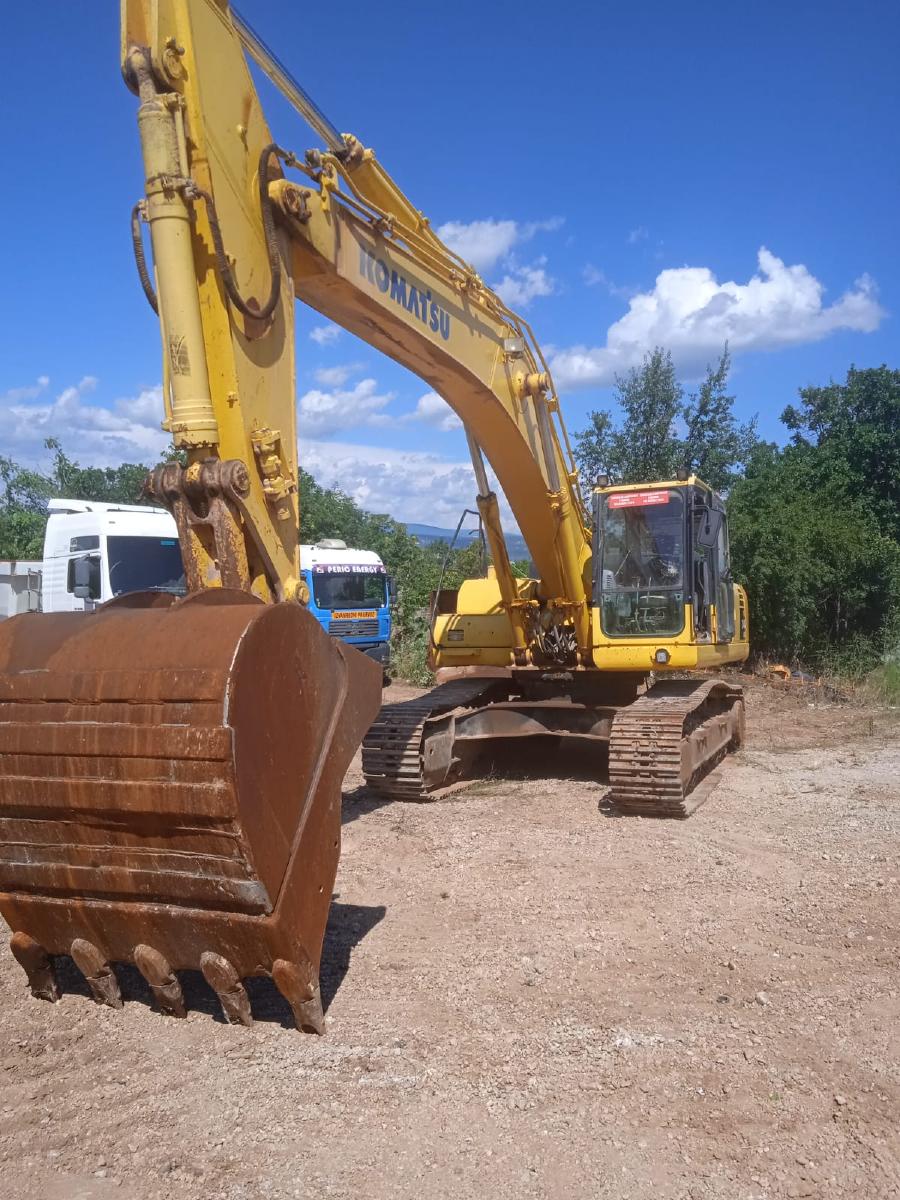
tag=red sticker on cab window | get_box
[608,491,670,509]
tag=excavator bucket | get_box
[0,591,381,1031]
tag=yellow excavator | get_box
[0,0,749,1030]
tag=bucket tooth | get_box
[70,939,123,1009]
[200,951,253,1026]
[134,945,187,1018]
[272,955,325,1035]
[9,932,59,1003]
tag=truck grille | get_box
[329,619,380,639]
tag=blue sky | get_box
[1,1,896,526]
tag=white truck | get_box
[0,499,185,617]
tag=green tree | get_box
[728,441,900,664]
[575,346,757,490]
[0,456,53,558]
[573,409,619,485]
[575,348,683,485]
[782,365,900,541]
[0,504,47,560]
[681,348,758,490]
[0,440,163,561]
[43,439,154,506]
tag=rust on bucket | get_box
[0,589,381,1030]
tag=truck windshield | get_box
[599,490,685,637]
[106,535,186,597]
[312,571,386,610]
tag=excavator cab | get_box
[591,478,748,669]
[594,486,688,636]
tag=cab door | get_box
[691,493,734,644]
[714,505,735,643]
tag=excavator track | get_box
[362,678,502,800]
[608,678,745,818]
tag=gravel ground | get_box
[0,678,898,1200]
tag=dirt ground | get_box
[0,678,898,1200]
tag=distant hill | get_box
[404,522,530,562]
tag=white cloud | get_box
[437,219,518,272]
[437,216,563,272]
[298,377,394,437]
[309,323,341,346]
[312,363,362,387]
[0,373,512,532]
[493,258,556,308]
[627,226,649,245]
[406,391,462,432]
[0,376,170,467]
[551,247,886,389]
[1,376,50,404]
[115,385,164,426]
[521,218,565,238]
[299,437,513,528]
[300,439,475,525]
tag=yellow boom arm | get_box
[122,0,593,662]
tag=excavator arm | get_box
[123,0,592,664]
[278,158,594,660]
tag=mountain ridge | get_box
[404,522,529,562]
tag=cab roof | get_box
[298,544,384,568]
[591,476,708,494]
[47,498,169,515]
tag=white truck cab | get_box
[40,499,184,611]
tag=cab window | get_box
[597,490,686,638]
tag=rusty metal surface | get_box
[145,460,253,594]
[363,677,619,799]
[452,701,616,742]
[0,590,381,1030]
[608,679,745,818]
[362,678,505,800]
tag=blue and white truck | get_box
[300,540,393,670]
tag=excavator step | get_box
[0,590,381,1031]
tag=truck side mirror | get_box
[387,576,397,606]
[72,555,101,600]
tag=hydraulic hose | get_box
[131,142,301,324]
[130,203,158,314]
